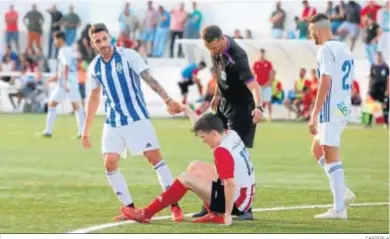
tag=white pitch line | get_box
[68,201,389,234]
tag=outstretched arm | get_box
[183,105,200,125]
[140,69,172,103]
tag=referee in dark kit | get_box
[192,25,263,220]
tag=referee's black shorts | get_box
[216,100,256,148]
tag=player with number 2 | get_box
[308,13,356,220]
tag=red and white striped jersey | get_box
[213,130,256,212]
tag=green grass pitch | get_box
[0,114,388,233]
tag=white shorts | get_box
[102,119,160,157]
[314,121,347,147]
[50,86,81,103]
[261,86,272,103]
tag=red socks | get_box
[144,179,188,218]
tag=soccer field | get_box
[0,114,388,233]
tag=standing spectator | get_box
[329,1,346,34]
[153,6,170,57]
[360,0,382,27]
[269,1,286,39]
[184,1,202,39]
[118,2,138,37]
[61,5,81,46]
[337,1,361,51]
[233,29,244,39]
[296,16,309,39]
[142,1,159,56]
[363,14,381,65]
[170,2,187,58]
[23,4,44,51]
[301,0,317,21]
[377,1,389,62]
[245,29,253,39]
[46,4,63,59]
[4,4,19,52]
[252,49,274,121]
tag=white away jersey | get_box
[317,40,354,123]
[87,47,149,127]
[57,46,78,87]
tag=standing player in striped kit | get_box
[81,23,184,221]
[41,31,85,138]
[308,13,356,220]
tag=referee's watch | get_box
[256,106,264,113]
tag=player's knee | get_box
[104,154,120,172]
[144,149,162,166]
[187,160,201,174]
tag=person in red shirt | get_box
[4,4,19,52]
[120,108,256,226]
[351,80,362,106]
[310,68,319,98]
[252,48,273,120]
[301,0,317,21]
[360,0,382,27]
[116,31,137,49]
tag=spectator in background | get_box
[2,45,19,69]
[328,1,346,34]
[360,0,382,27]
[284,68,310,119]
[245,29,253,39]
[170,2,187,58]
[233,29,244,39]
[142,1,159,56]
[0,55,15,83]
[309,68,319,99]
[4,4,19,52]
[271,72,284,105]
[153,6,170,57]
[351,79,362,106]
[301,0,317,21]
[377,1,389,62]
[47,5,63,59]
[363,14,381,65]
[252,49,274,121]
[77,24,95,66]
[62,5,81,46]
[337,1,361,51]
[118,2,138,38]
[296,16,309,39]
[117,31,137,49]
[269,1,286,39]
[77,60,87,109]
[23,4,44,51]
[184,1,202,39]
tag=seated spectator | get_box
[233,29,244,39]
[0,55,15,83]
[271,75,284,104]
[309,68,319,98]
[2,45,19,69]
[301,85,314,120]
[351,79,362,106]
[117,31,138,49]
[284,68,311,118]
[8,65,38,110]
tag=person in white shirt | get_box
[308,13,356,220]
[41,31,85,138]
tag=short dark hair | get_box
[202,25,223,43]
[309,13,329,24]
[89,23,109,38]
[377,51,383,57]
[192,113,225,134]
[260,48,266,53]
[198,61,206,68]
[53,31,66,41]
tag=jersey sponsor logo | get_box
[337,101,350,117]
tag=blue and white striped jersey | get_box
[88,47,149,127]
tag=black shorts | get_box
[216,100,256,148]
[369,89,386,103]
[210,180,243,216]
[178,80,194,95]
[204,93,213,102]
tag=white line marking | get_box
[68,202,389,233]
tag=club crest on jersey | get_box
[116,63,123,73]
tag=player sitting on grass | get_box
[178,61,207,104]
[120,106,256,225]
